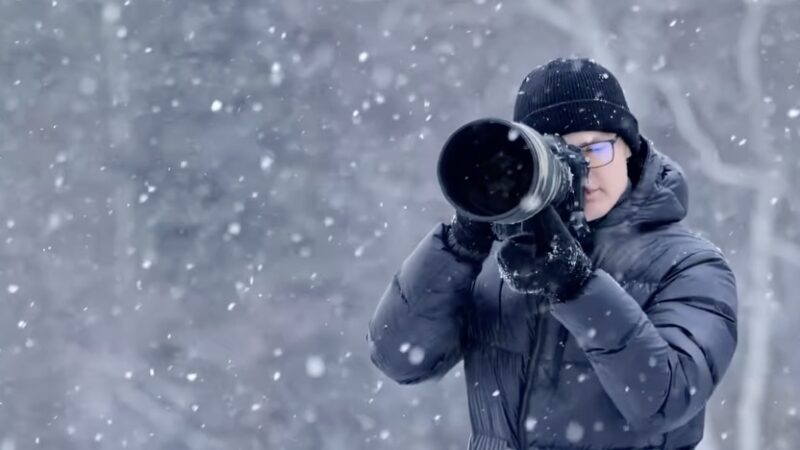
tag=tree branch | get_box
[651,75,770,188]
[523,0,574,36]
[773,238,800,268]
[524,0,618,71]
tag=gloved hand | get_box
[444,211,497,264]
[496,206,594,301]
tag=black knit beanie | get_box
[513,58,642,172]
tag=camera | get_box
[436,118,590,241]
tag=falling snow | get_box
[0,2,795,449]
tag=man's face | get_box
[562,130,632,222]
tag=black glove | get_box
[444,212,497,264]
[496,206,594,301]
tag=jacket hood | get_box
[590,136,688,230]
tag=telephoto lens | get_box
[437,118,584,226]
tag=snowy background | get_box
[1,0,799,449]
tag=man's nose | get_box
[583,171,598,189]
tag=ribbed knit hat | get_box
[513,57,640,155]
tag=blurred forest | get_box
[0,0,799,449]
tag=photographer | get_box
[366,58,738,450]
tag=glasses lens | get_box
[583,141,614,168]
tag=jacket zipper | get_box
[550,325,570,388]
[516,297,547,450]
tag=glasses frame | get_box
[579,135,619,169]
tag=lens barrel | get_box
[437,118,572,224]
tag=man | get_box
[367,57,738,450]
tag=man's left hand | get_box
[496,206,594,301]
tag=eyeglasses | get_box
[579,136,618,169]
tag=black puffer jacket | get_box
[367,138,738,450]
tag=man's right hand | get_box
[444,212,497,263]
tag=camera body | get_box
[437,118,590,243]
